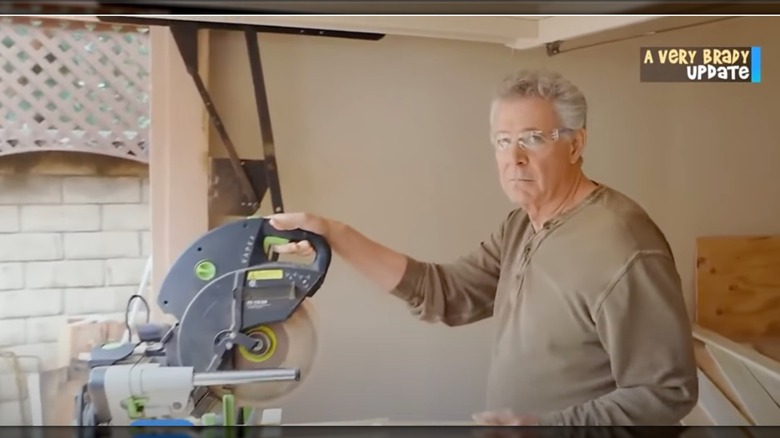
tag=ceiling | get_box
[67,12,731,54]
[508,16,553,22]
[150,14,665,50]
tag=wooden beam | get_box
[158,15,533,45]
[148,25,210,320]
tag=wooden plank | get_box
[706,345,780,425]
[735,337,780,408]
[751,338,780,362]
[695,235,780,340]
[693,326,780,383]
[25,373,42,426]
[148,26,211,321]
[260,408,283,425]
[697,369,751,426]
[693,325,780,427]
[745,363,780,408]
[694,339,747,419]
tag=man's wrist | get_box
[323,219,341,241]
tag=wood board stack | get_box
[689,235,780,427]
[48,316,126,425]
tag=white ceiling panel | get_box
[151,14,666,50]
[72,12,687,52]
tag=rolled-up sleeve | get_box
[537,250,699,425]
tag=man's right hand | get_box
[266,212,332,257]
[264,211,408,292]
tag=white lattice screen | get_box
[0,17,150,162]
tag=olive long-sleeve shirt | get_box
[390,185,698,426]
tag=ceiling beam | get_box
[93,1,667,14]
[508,15,661,50]
[146,15,539,45]
[85,14,674,52]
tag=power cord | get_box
[124,294,150,342]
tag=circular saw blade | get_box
[210,299,320,406]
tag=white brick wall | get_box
[25,260,105,288]
[0,176,62,204]
[0,319,25,348]
[102,204,150,230]
[63,232,140,259]
[21,205,101,232]
[0,289,63,319]
[0,264,23,290]
[65,286,138,314]
[105,258,148,286]
[0,233,62,262]
[62,176,141,204]
[0,173,151,423]
[0,206,18,232]
[141,231,151,257]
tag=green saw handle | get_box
[260,218,332,275]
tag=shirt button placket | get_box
[512,246,532,304]
[514,244,532,282]
[522,245,532,264]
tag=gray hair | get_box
[490,69,587,130]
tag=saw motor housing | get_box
[158,217,331,374]
[75,217,331,425]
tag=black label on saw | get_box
[244,284,296,306]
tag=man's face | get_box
[490,96,584,207]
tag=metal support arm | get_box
[169,23,262,214]
[96,16,384,216]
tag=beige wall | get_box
[203,16,780,423]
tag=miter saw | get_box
[68,16,376,428]
[73,217,332,426]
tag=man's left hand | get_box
[473,410,540,426]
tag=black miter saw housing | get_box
[77,218,331,426]
[158,217,331,374]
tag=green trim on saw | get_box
[201,412,217,426]
[100,342,124,350]
[194,260,217,281]
[126,396,147,419]
[242,407,254,425]
[263,236,290,254]
[222,394,236,427]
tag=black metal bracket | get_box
[95,16,386,42]
[95,16,384,216]
[169,23,263,215]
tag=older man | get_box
[267,69,698,426]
